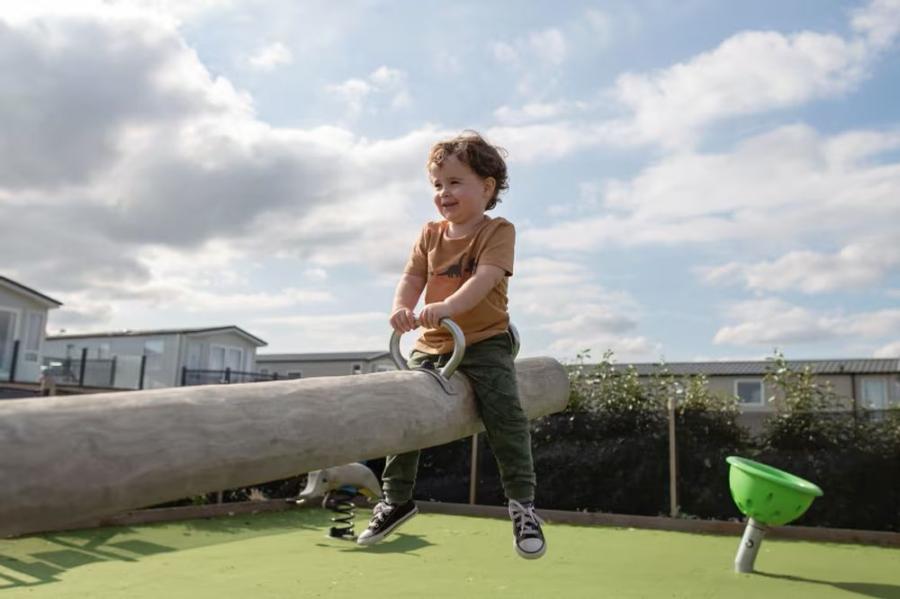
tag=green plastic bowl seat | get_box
[726,456,824,526]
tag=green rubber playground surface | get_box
[1,509,898,598]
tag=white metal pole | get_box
[734,518,767,573]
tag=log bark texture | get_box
[0,357,568,537]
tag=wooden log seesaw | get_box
[0,319,569,538]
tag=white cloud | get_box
[0,11,445,335]
[0,0,234,28]
[714,299,834,345]
[873,340,900,358]
[528,28,567,65]
[0,15,249,191]
[490,27,570,98]
[491,41,519,64]
[583,6,641,46]
[304,268,329,281]
[548,334,662,363]
[584,9,613,44]
[612,30,869,147]
[247,42,293,71]
[492,26,567,67]
[493,101,588,126]
[846,309,900,337]
[252,312,388,352]
[510,257,662,361]
[547,181,602,217]
[326,66,411,118]
[700,236,900,294]
[433,50,462,74]
[606,0,900,148]
[713,298,900,346]
[489,0,899,158]
[46,240,334,333]
[326,78,372,116]
[525,125,900,255]
[487,121,618,163]
[47,294,116,332]
[851,0,900,48]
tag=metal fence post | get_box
[79,348,88,387]
[8,340,19,382]
[139,355,147,390]
[668,396,679,518]
[110,356,117,387]
[468,433,479,505]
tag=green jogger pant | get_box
[382,332,536,504]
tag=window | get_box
[259,368,269,375]
[226,347,243,371]
[0,310,16,374]
[143,339,165,389]
[209,346,225,371]
[186,342,203,370]
[287,371,303,379]
[210,345,243,371]
[352,363,362,375]
[735,380,764,406]
[862,378,888,410]
[24,312,43,351]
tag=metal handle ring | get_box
[389,318,466,380]
[508,322,521,359]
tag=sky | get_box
[1,0,899,363]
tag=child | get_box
[356,131,546,559]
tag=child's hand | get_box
[389,307,417,333]
[418,302,452,330]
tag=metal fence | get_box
[411,408,900,532]
[180,367,279,386]
[41,351,148,389]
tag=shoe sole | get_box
[514,539,546,559]
[356,505,419,546]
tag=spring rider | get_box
[294,462,383,540]
[726,456,824,573]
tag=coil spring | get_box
[322,488,357,540]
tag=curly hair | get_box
[427,130,509,210]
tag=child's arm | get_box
[418,265,506,329]
[390,273,426,332]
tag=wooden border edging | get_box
[24,500,900,548]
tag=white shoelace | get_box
[370,501,401,525]
[508,499,544,538]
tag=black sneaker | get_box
[356,500,418,546]
[508,500,546,559]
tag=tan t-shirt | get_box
[404,216,515,354]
